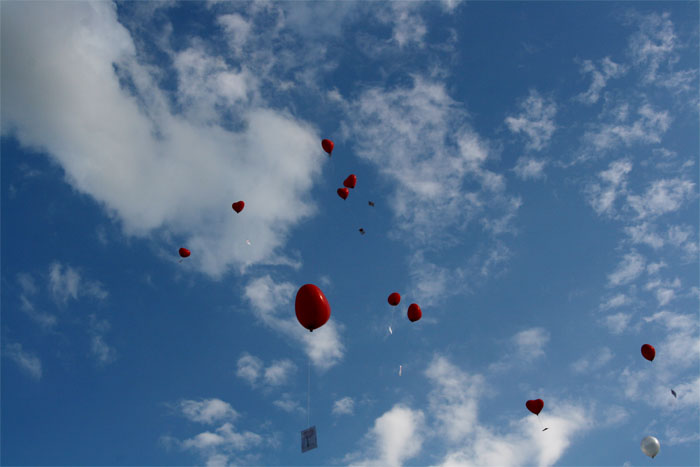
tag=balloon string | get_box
[307,357,311,427]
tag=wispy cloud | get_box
[513,157,547,181]
[585,159,632,216]
[180,399,239,425]
[571,346,614,374]
[505,89,557,151]
[332,396,355,416]
[607,251,645,287]
[3,342,42,380]
[236,353,297,387]
[575,57,627,104]
[48,263,107,305]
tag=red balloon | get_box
[407,303,421,322]
[178,247,191,258]
[388,292,401,306]
[232,201,245,213]
[322,139,334,155]
[641,344,655,361]
[295,284,331,332]
[343,174,357,189]
[337,187,349,200]
[526,399,544,415]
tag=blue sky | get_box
[2,1,698,465]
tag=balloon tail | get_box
[178,259,183,264]
[538,414,548,431]
[307,358,311,427]
[399,365,402,376]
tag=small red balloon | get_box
[295,284,331,332]
[388,292,401,306]
[232,201,245,213]
[343,174,357,189]
[322,139,334,155]
[526,399,544,415]
[407,303,422,322]
[641,344,655,361]
[337,187,349,200]
[178,248,191,258]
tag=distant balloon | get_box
[388,293,401,306]
[178,248,191,258]
[671,389,677,398]
[359,228,366,235]
[232,201,245,213]
[337,187,349,200]
[407,303,422,322]
[368,201,375,207]
[641,344,656,361]
[641,436,660,459]
[526,399,544,415]
[343,174,357,189]
[295,284,331,332]
[322,139,334,156]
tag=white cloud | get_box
[244,276,344,370]
[586,159,632,216]
[425,355,593,466]
[346,405,425,466]
[1,1,324,278]
[180,422,263,465]
[48,263,107,305]
[625,222,664,249]
[599,293,630,311]
[575,57,627,104]
[273,393,303,413]
[263,359,296,386]
[608,251,645,287]
[236,354,263,386]
[3,342,42,380]
[88,314,116,365]
[381,2,427,48]
[513,157,546,180]
[626,178,695,220]
[505,89,557,151]
[513,328,550,361]
[180,399,239,425]
[571,346,614,374]
[332,396,355,416]
[603,312,632,335]
[627,11,678,83]
[19,292,57,330]
[582,103,671,156]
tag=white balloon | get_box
[641,436,660,459]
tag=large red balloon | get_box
[295,284,331,332]
[322,139,334,155]
[337,187,349,200]
[388,292,401,306]
[641,344,655,361]
[343,174,357,189]
[407,303,422,322]
[526,399,544,415]
[179,247,191,258]
[232,201,245,213]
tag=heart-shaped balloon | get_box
[526,399,544,415]
[407,303,421,322]
[232,201,245,213]
[337,187,349,200]
[178,247,191,258]
[322,139,334,155]
[387,292,401,306]
[343,174,357,189]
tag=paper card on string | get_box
[301,426,317,453]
